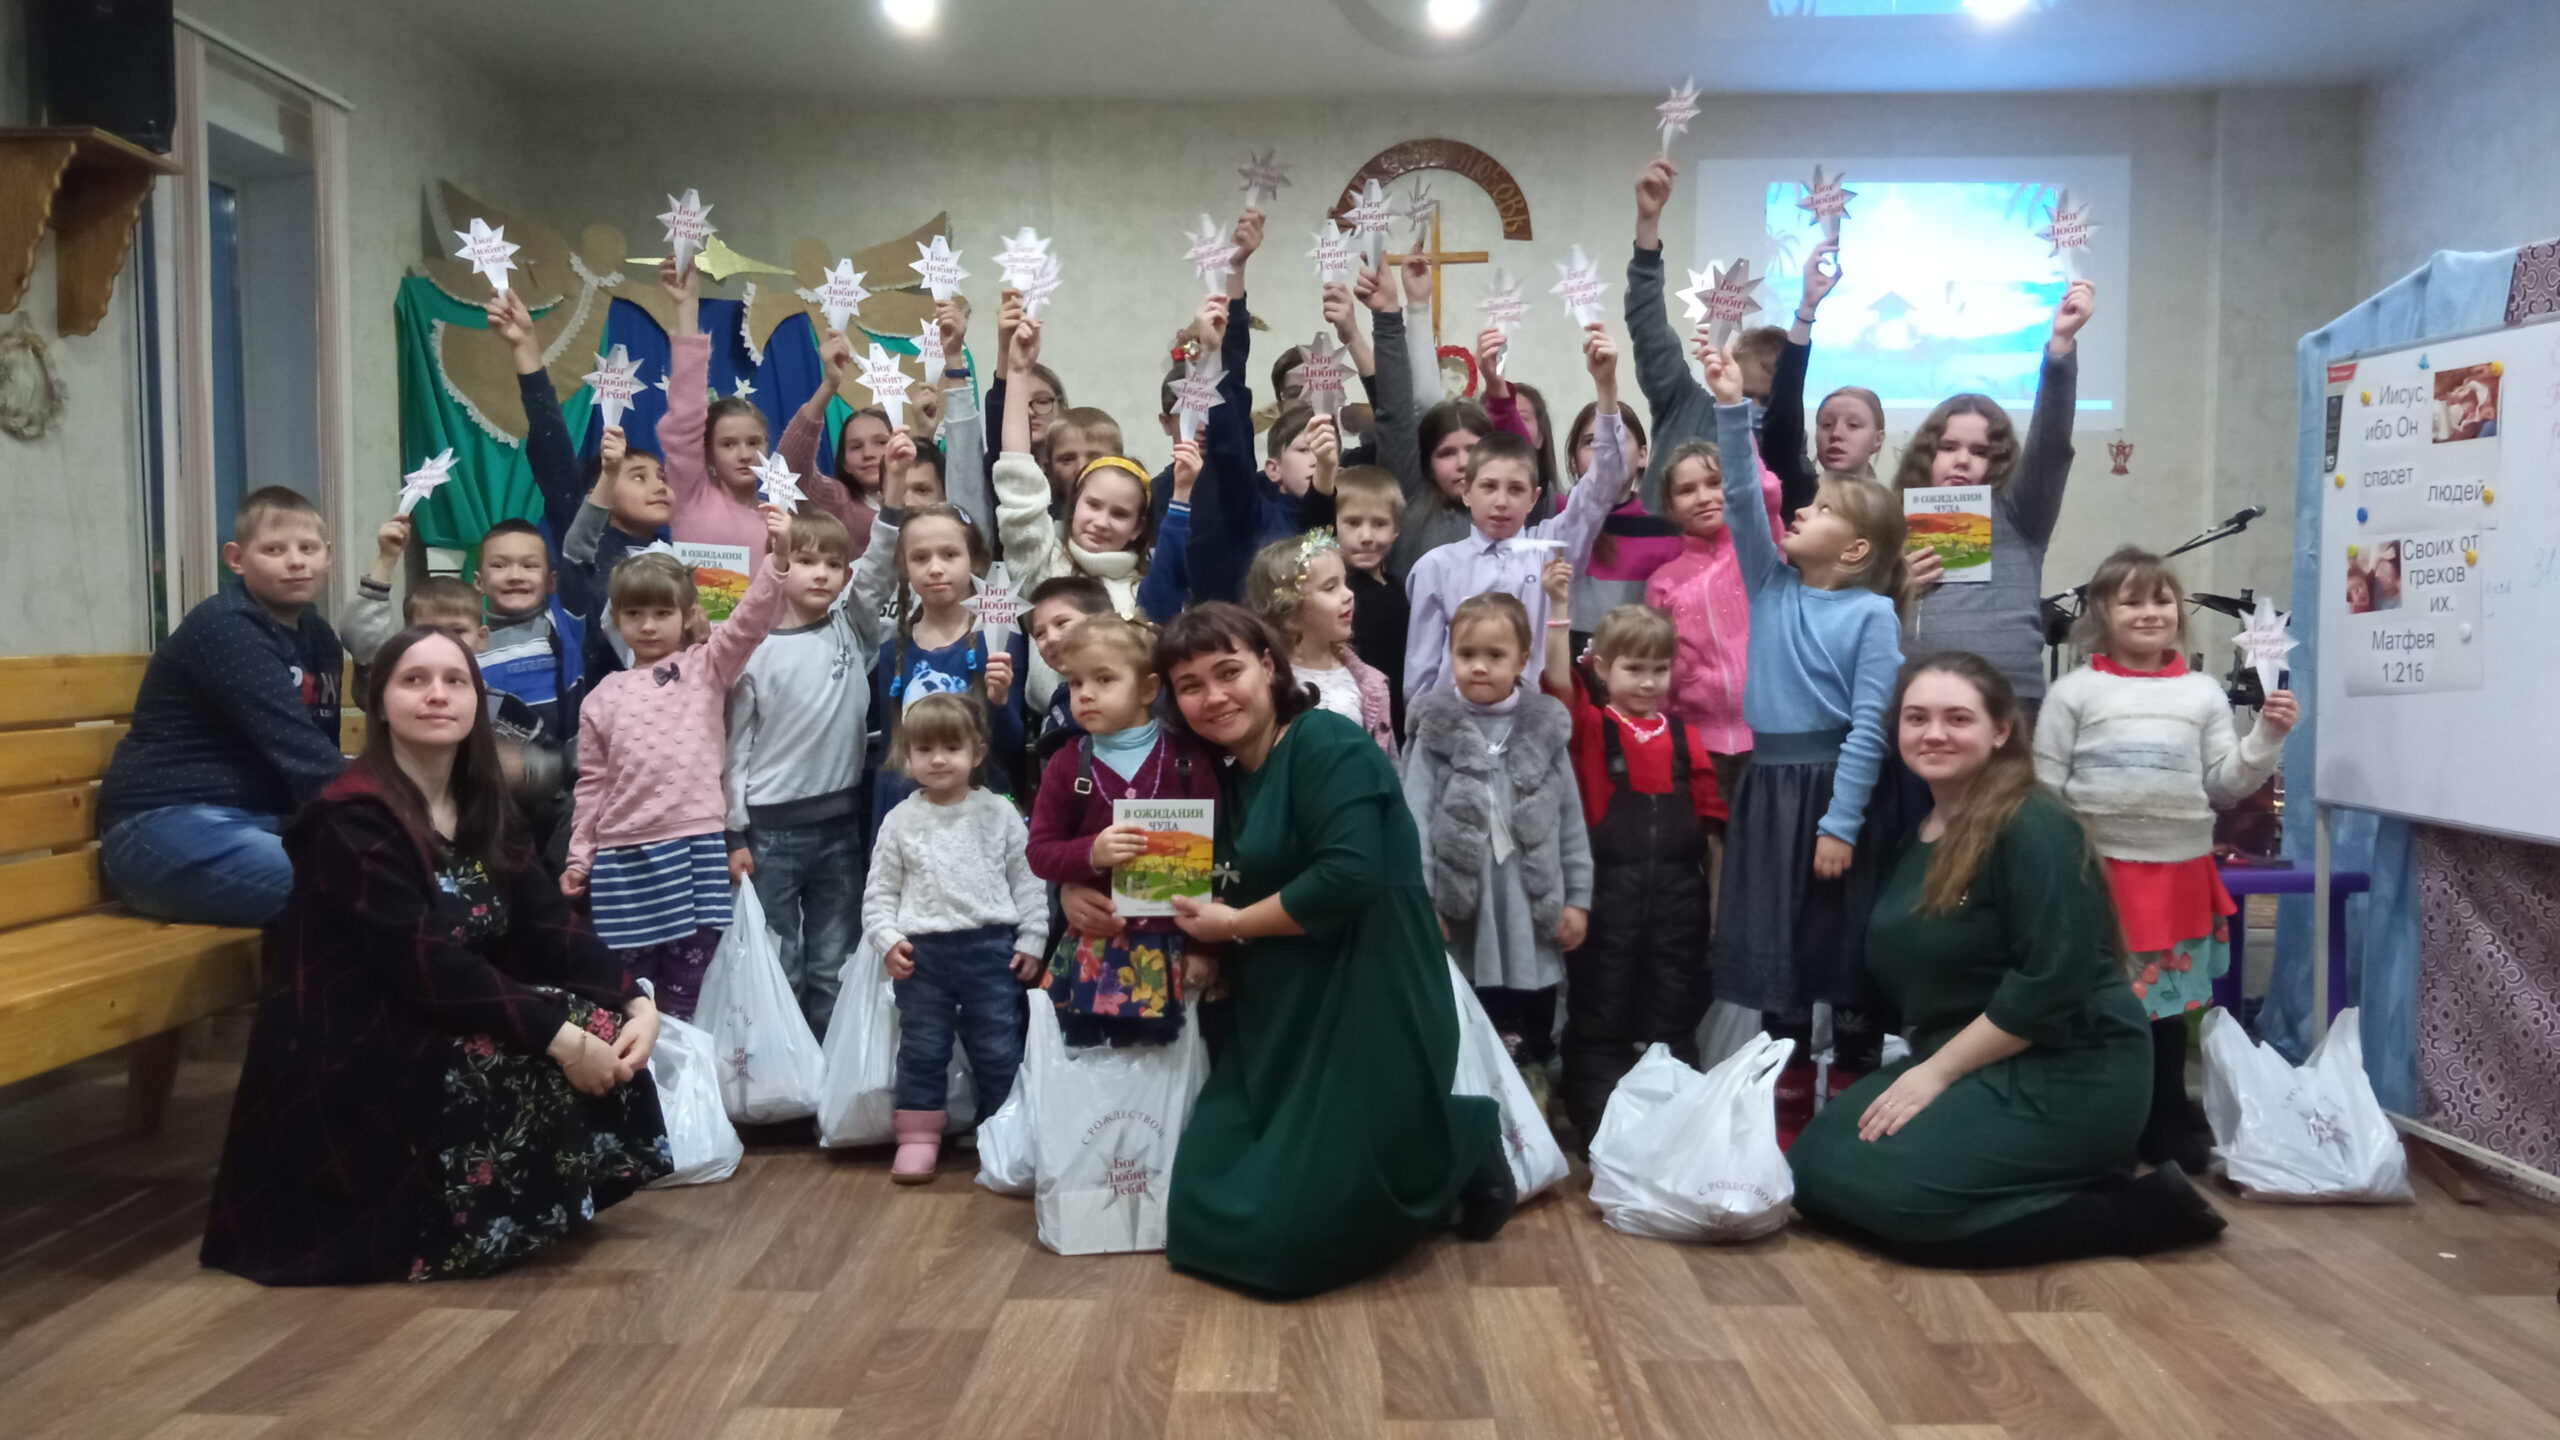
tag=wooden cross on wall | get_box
[1385,206,1488,349]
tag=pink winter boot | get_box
[891,1110,945,1184]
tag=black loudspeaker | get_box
[32,0,177,154]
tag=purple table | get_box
[2214,862,2372,1023]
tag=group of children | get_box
[103,153,2294,1185]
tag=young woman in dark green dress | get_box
[1057,603,1511,1297]
[1788,652,2225,1267]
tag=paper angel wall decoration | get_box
[855,343,913,429]
[750,450,805,513]
[2035,189,2098,279]
[1551,245,1609,326]
[1344,179,1396,267]
[657,189,715,272]
[964,562,1025,637]
[452,218,520,296]
[582,345,648,433]
[1237,150,1292,208]
[1308,221,1357,283]
[814,259,871,332]
[1292,332,1353,419]
[1797,165,1856,240]
[398,450,458,517]
[1679,259,1765,348]
[993,227,1052,290]
[911,235,968,302]
[1170,359,1225,444]
[1184,214,1239,289]
[1657,79,1701,153]
[2232,596,2297,700]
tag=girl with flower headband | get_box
[1244,529,1396,758]
[1023,614,1223,1047]
[992,314,1193,716]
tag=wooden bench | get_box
[0,655,276,1134]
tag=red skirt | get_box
[2103,855,2234,954]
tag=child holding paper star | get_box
[563,504,792,1021]
[564,426,674,693]
[1403,325,1631,699]
[657,258,797,566]
[2034,546,2296,1173]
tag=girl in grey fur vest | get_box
[1400,595,1593,1064]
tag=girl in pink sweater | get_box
[565,505,789,1018]
[1643,438,1782,797]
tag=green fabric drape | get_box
[393,277,593,569]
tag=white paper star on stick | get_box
[1308,221,1357,283]
[398,450,458,518]
[452,217,520,296]
[1482,268,1527,377]
[1019,253,1063,320]
[1797,165,1856,240]
[1401,178,1440,237]
[1184,214,1240,289]
[750,450,805,513]
[1657,78,1701,153]
[2232,596,2297,700]
[1345,179,1396,267]
[813,259,871,333]
[657,189,715,273]
[911,235,968,302]
[1170,358,1225,444]
[1552,245,1609,326]
[993,227,1052,290]
[1680,259,1765,348]
[854,343,912,429]
[1237,150,1292,208]
[582,344,648,433]
[1293,332,1353,419]
[911,319,946,379]
[2035,188,2099,279]
[965,562,1024,637]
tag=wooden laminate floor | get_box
[3,1046,2557,1440]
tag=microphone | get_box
[2222,505,2267,528]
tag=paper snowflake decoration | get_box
[750,450,805,513]
[397,449,457,518]
[452,217,520,296]
[1551,245,1609,325]
[657,189,715,272]
[1292,331,1353,419]
[1019,253,1063,320]
[1680,258,1765,346]
[1308,221,1357,282]
[1237,149,1292,208]
[813,259,870,332]
[910,235,968,302]
[2035,188,2099,269]
[731,377,757,402]
[964,562,1024,636]
[1170,359,1226,443]
[1183,213,1239,289]
[1344,179,1396,265]
[2232,595,2297,697]
[855,343,912,429]
[582,344,648,432]
[993,227,1052,290]
[912,319,946,379]
[1797,165,1857,236]
[1657,78,1701,151]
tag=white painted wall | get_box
[2365,2,2560,290]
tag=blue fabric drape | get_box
[2272,246,2517,1113]
[572,300,830,472]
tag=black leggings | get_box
[1809,1168,2221,1269]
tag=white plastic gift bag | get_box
[1587,1034,1796,1242]
[1028,995,1210,1255]
[1446,958,1571,1199]
[696,883,828,1124]
[974,1068,1037,1195]
[816,937,978,1147]
[646,1009,745,1186]
[2202,1006,2411,1203]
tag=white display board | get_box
[2315,316,2560,844]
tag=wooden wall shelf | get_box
[0,127,179,338]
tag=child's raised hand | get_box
[935,298,966,361]
[1007,316,1043,375]
[1352,261,1392,315]
[484,289,537,362]
[1581,322,1618,386]
[1193,293,1231,352]
[1557,906,1588,952]
[1170,438,1203,503]
[1635,156,1678,223]
[1307,415,1340,489]
[591,425,628,501]
[2051,278,2097,350]
[2259,689,2299,736]
[997,287,1025,347]
[1323,282,1359,341]
[1401,252,1433,310]
[817,328,853,385]
[1541,556,1572,608]
[376,514,412,561]
[1800,240,1842,313]
[1090,823,1149,870]
[906,381,943,437]
[1475,326,1509,393]
[1813,835,1853,880]
[983,650,1014,707]
[660,256,698,306]
[884,940,915,980]
[760,503,792,560]
[1231,207,1265,263]
[1700,339,1746,405]
[886,426,919,477]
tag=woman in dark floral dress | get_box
[203,627,670,1285]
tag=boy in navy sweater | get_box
[99,487,346,926]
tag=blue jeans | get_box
[101,805,291,928]
[892,925,1025,1113]
[748,813,865,1039]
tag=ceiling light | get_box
[881,0,936,34]
[1963,0,2032,20]
[1425,0,1482,34]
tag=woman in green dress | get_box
[1788,652,2226,1266]
[1123,603,1510,1296]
